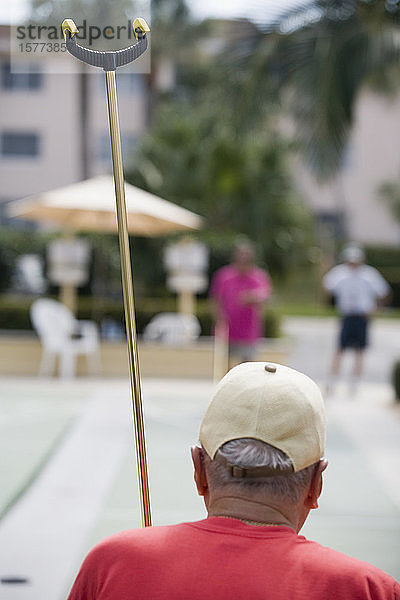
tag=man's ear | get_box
[191,446,209,497]
[305,459,328,510]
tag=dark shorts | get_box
[339,315,368,350]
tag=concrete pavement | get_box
[282,315,400,383]
[0,316,399,598]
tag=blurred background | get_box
[1,0,400,337]
[0,0,400,597]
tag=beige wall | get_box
[342,93,400,245]
[294,90,400,246]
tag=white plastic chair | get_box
[143,312,201,346]
[30,298,101,378]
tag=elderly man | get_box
[68,363,399,599]
[323,244,390,393]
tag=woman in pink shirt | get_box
[210,240,271,365]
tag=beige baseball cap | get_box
[200,362,326,473]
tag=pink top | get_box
[210,265,271,342]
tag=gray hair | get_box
[204,439,318,504]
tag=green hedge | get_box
[0,296,281,338]
[392,360,400,403]
[365,246,400,307]
[0,297,33,330]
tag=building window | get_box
[96,133,137,162]
[1,132,40,157]
[98,72,144,95]
[1,62,42,90]
[317,211,346,242]
[118,73,145,95]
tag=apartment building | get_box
[0,24,148,220]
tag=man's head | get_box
[231,239,256,272]
[192,362,327,530]
[341,244,365,267]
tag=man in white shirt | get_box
[323,245,390,393]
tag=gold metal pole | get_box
[105,70,152,527]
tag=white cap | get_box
[341,245,365,264]
[200,362,326,473]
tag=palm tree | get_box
[231,0,400,179]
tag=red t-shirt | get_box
[68,518,399,599]
[210,266,271,342]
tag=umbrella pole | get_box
[104,69,152,528]
[213,320,229,383]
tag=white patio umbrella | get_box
[8,176,203,311]
[8,175,203,235]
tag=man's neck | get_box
[233,263,252,275]
[207,495,300,531]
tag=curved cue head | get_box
[61,17,150,71]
